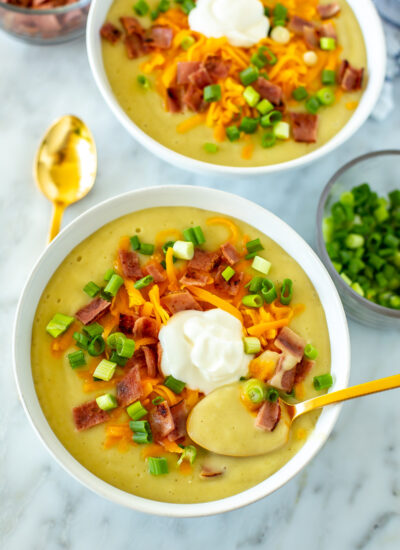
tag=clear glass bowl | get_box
[0,0,90,44]
[316,150,400,329]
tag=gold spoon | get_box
[187,374,400,457]
[34,115,97,243]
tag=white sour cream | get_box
[188,0,270,48]
[159,309,251,394]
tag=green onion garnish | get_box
[103,268,114,282]
[345,233,365,249]
[148,456,168,475]
[83,322,104,338]
[257,99,274,115]
[177,445,197,465]
[305,96,320,114]
[321,69,336,86]
[183,227,196,244]
[316,87,335,106]
[73,331,89,350]
[152,396,164,405]
[173,240,194,260]
[252,255,271,275]
[221,266,235,281]
[274,121,290,140]
[204,142,219,153]
[130,235,140,250]
[313,373,333,390]
[259,46,277,65]
[320,37,336,51]
[239,66,259,86]
[239,117,259,134]
[133,0,149,16]
[116,336,135,359]
[260,110,282,127]
[109,351,128,366]
[137,75,150,89]
[280,278,293,305]
[181,36,195,50]
[261,132,276,148]
[104,273,124,296]
[68,350,86,369]
[139,243,155,255]
[266,387,279,402]
[93,359,117,382]
[226,125,241,142]
[181,0,195,15]
[164,375,186,394]
[130,420,153,444]
[304,344,318,360]
[134,275,154,289]
[127,401,148,420]
[46,313,74,338]
[246,238,264,254]
[242,294,263,308]
[193,226,205,245]
[243,336,261,354]
[88,334,106,357]
[261,279,277,303]
[96,393,118,411]
[243,378,266,404]
[107,331,126,349]
[292,86,308,101]
[203,84,221,103]
[83,281,100,298]
[246,276,264,293]
[243,85,261,107]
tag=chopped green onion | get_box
[252,255,271,275]
[273,2,288,21]
[109,351,128,366]
[345,233,365,249]
[226,125,241,141]
[273,121,290,140]
[221,266,235,281]
[130,235,140,250]
[320,37,336,50]
[134,275,154,289]
[181,36,195,50]
[148,456,168,475]
[305,96,320,114]
[193,226,205,245]
[292,86,308,101]
[341,273,352,286]
[96,393,118,411]
[83,281,100,298]
[173,240,194,260]
[204,142,219,153]
[261,132,276,148]
[304,344,318,360]
[246,239,263,254]
[116,337,135,359]
[133,0,149,16]
[177,445,197,465]
[243,336,261,354]
[243,86,260,107]
[183,227,196,243]
[68,350,86,369]
[137,75,150,89]
[239,66,259,86]
[261,279,277,303]
[152,396,164,405]
[321,69,336,85]
[157,0,170,12]
[104,268,114,282]
[251,52,266,69]
[164,375,186,394]
[322,217,334,243]
[266,387,279,402]
[203,84,221,102]
[245,251,259,260]
[73,331,89,350]
[246,276,264,293]
[257,99,274,115]
[104,273,124,296]
[239,117,259,134]
[280,278,293,305]
[260,110,282,127]
[139,243,155,255]
[243,378,266,404]
[83,322,104,338]
[351,282,365,297]
[181,0,195,14]
[259,46,277,65]
[107,331,126,349]
[242,294,263,308]
[130,420,152,444]
[46,313,74,338]
[316,87,335,106]
[93,359,117,382]
[127,401,148,420]
[88,334,106,357]
[313,373,333,390]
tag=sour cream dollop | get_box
[188,0,270,48]
[159,309,251,394]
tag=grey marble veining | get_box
[1,27,400,550]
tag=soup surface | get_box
[32,207,331,503]
[101,0,367,167]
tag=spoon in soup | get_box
[187,374,400,457]
[34,115,97,243]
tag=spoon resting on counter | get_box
[187,374,400,457]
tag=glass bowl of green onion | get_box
[317,150,400,328]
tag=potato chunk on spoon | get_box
[187,374,400,457]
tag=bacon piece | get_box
[149,401,175,441]
[303,26,319,48]
[166,86,183,113]
[75,297,110,325]
[133,316,159,339]
[168,400,188,441]
[162,290,201,314]
[319,22,337,39]
[275,327,306,363]
[288,15,314,34]
[120,16,144,36]
[73,400,109,431]
[188,249,221,272]
[268,352,298,393]
[144,263,166,283]
[183,83,205,112]
[200,465,225,478]
[338,60,364,91]
[214,266,243,296]
[124,33,146,59]
[177,61,201,85]
[254,77,283,105]
[189,67,213,89]
[142,345,157,378]
[119,313,137,334]
[157,341,163,369]
[295,358,315,384]
[220,242,240,266]
[100,22,121,44]
[204,56,231,81]
[317,3,341,19]
[116,366,142,407]
[179,269,210,287]
[289,112,318,143]
[255,401,281,432]
[119,249,142,279]
[148,25,173,49]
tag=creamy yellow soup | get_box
[31,207,331,503]
[102,0,367,167]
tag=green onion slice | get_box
[116,336,135,359]
[148,456,168,475]
[242,294,263,308]
[243,378,266,404]
[280,278,293,305]
[83,322,104,338]
[83,281,100,298]
[243,336,261,354]
[164,375,186,394]
[68,350,86,369]
[261,279,277,303]
[88,335,106,357]
[46,313,74,338]
[96,393,118,411]
[304,344,318,360]
[177,445,197,465]
[313,373,333,390]
[127,401,148,420]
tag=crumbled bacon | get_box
[100,22,121,44]
[254,77,283,105]
[119,249,142,279]
[255,401,281,432]
[338,60,364,91]
[149,400,175,441]
[168,400,188,441]
[148,25,173,49]
[220,242,240,266]
[162,290,201,314]
[144,263,166,283]
[142,345,157,378]
[116,366,142,407]
[133,316,159,339]
[289,113,318,143]
[317,3,341,19]
[73,400,109,431]
[188,249,221,272]
[75,297,110,325]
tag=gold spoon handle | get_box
[293,374,400,419]
[48,201,66,243]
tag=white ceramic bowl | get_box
[86,0,385,176]
[13,186,350,516]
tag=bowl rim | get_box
[316,149,400,320]
[86,0,386,176]
[0,0,91,15]
[13,185,350,517]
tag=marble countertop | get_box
[1,24,400,550]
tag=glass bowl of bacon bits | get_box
[0,0,91,44]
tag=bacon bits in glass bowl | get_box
[0,0,91,44]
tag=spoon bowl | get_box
[34,115,97,242]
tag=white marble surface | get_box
[1,25,400,550]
